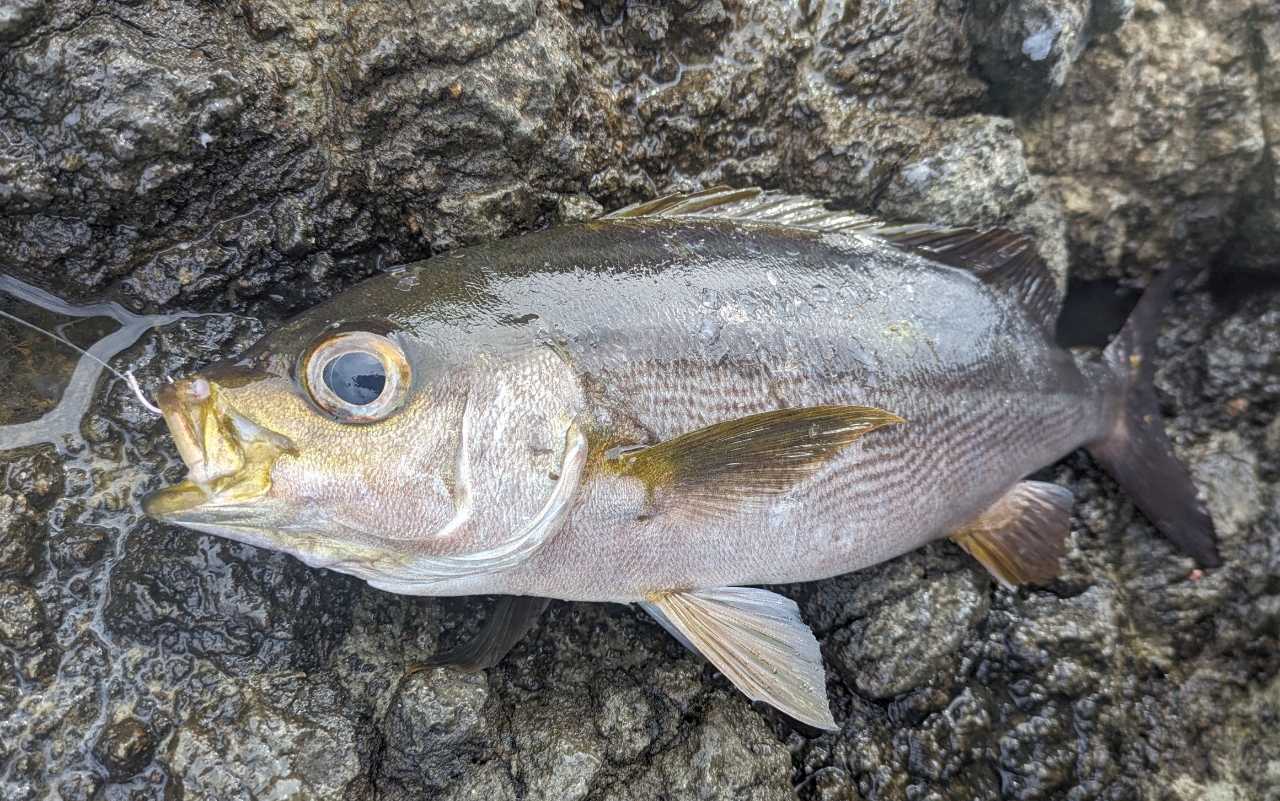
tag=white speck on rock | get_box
[1022,20,1063,61]
[901,161,935,185]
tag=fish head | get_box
[143,307,582,586]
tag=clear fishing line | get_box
[0,306,162,414]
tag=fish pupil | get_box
[322,351,386,406]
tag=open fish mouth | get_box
[143,376,296,522]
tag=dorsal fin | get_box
[606,187,1063,334]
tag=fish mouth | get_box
[143,376,295,522]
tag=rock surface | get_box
[2,0,1280,798]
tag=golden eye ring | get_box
[302,330,411,423]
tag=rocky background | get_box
[2,0,1280,797]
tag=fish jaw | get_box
[144,376,297,523]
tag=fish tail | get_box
[1086,268,1221,568]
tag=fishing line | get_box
[0,306,163,415]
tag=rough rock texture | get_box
[1021,0,1266,279]
[2,0,1280,798]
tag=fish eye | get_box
[303,330,410,423]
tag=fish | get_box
[142,187,1220,730]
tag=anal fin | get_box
[950,481,1073,589]
[641,587,837,730]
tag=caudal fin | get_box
[1087,269,1221,568]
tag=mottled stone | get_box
[167,676,366,798]
[0,494,36,578]
[1022,0,1265,279]
[0,580,49,649]
[611,700,795,801]
[376,668,494,796]
[967,0,1094,113]
[1186,431,1267,541]
[828,569,990,698]
[92,717,156,782]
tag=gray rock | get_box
[615,700,795,801]
[0,493,36,579]
[0,0,45,46]
[167,676,367,798]
[1022,0,1266,279]
[827,568,990,698]
[868,115,1069,285]
[92,717,156,782]
[376,668,494,796]
[967,0,1094,113]
[1185,431,1267,541]
[0,580,49,651]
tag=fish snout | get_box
[145,375,295,521]
[155,376,242,488]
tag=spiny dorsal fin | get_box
[950,480,1074,589]
[604,405,903,518]
[641,587,837,730]
[606,187,1063,334]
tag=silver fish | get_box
[144,188,1219,729]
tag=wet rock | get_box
[0,493,37,579]
[799,767,863,801]
[376,668,494,796]
[827,568,989,698]
[811,0,985,117]
[517,728,603,801]
[92,717,156,782]
[0,0,48,46]
[967,0,1094,113]
[997,701,1076,798]
[47,524,110,574]
[1222,3,1280,274]
[167,675,367,798]
[616,700,795,801]
[557,193,605,225]
[0,579,59,682]
[52,771,102,801]
[0,0,1081,309]
[1185,431,1267,541]
[1022,0,1265,279]
[104,520,357,670]
[0,580,50,650]
[869,115,1069,284]
[335,0,537,87]
[2,446,62,511]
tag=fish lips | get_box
[143,376,296,524]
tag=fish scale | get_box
[144,188,1219,729]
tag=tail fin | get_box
[1087,269,1221,568]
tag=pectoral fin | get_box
[608,405,902,516]
[950,480,1074,589]
[415,596,551,673]
[641,587,837,730]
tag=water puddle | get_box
[0,276,199,452]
